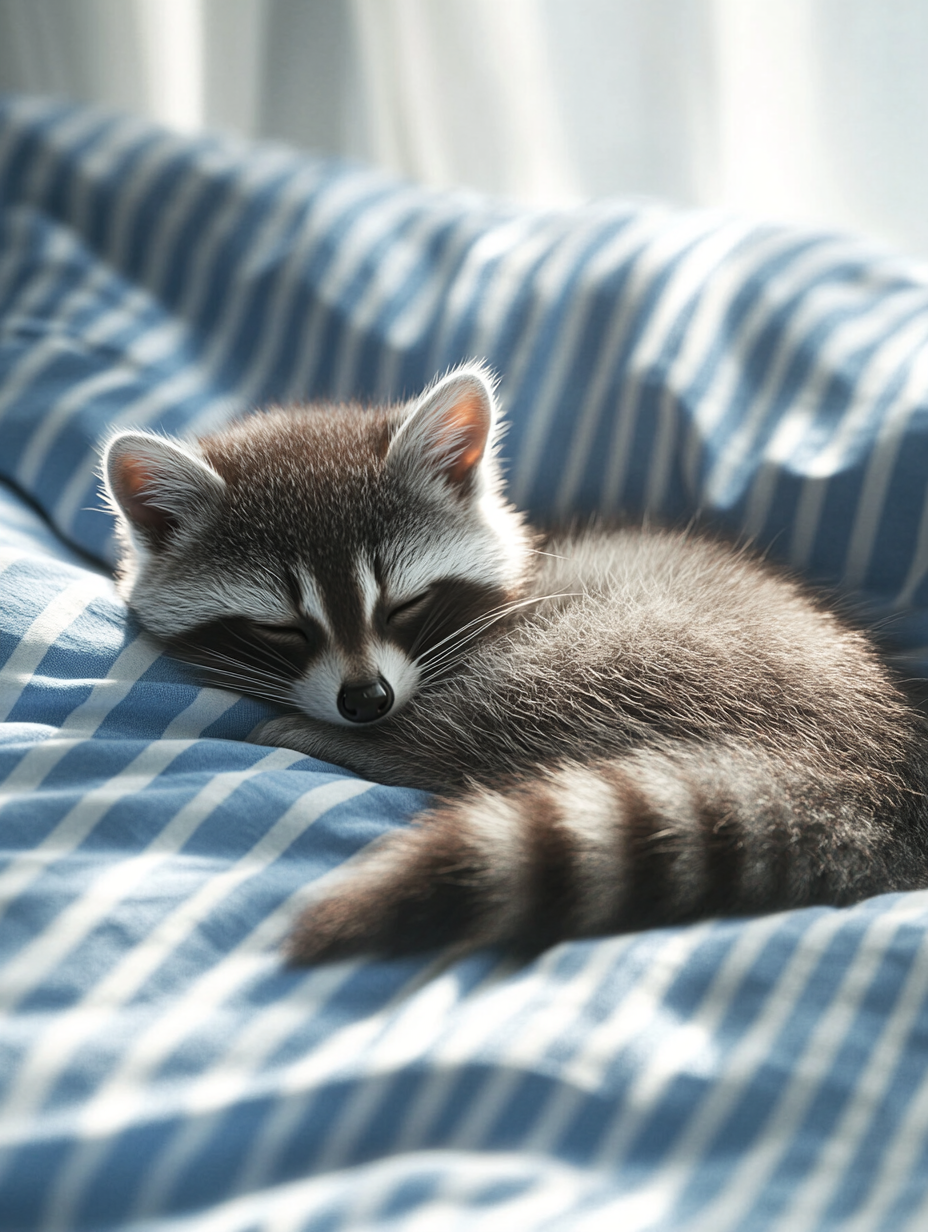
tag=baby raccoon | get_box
[103,365,928,962]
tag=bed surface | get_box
[3,96,928,1231]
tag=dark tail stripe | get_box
[514,782,580,954]
[609,767,675,930]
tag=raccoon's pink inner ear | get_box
[108,454,177,540]
[391,368,496,490]
[104,433,225,550]
[432,387,491,486]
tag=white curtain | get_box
[1,0,927,257]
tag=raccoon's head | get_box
[102,365,533,726]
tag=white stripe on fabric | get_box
[138,142,273,296]
[70,781,372,1142]
[61,1151,586,1232]
[842,345,928,590]
[551,211,725,516]
[37,779,373,1231]
[0,574,114,722]
[599,219,758,514]
[174,150,308,328]
[249,943,632,1192]
[0,241,155,370]
[494,203,629,390]
[55,111,162,251]
[833,1000,928,1232]
[8,137,290,495]
[0,775,373,1150]
[68,115,156,240]
[315,1151,585,1232]
[461,215,591,368]
[128,950,461,1219]
[377,966,524,1158]
[529,915,784,1163]
[0,97,59,173]
[0,745,305,1015]
[0,257,148,358]
[740,292,928,550]
[17,170,360,526]
[15,107,117,208]
[14,320,188,487]
[640,229,811,516]
[444,939,666,1153]
[231,954,511,1197]
[682,237,859,494]
[0,205,58,304]
[707,278,883,517]
[582,894,928,1232]
[504,210,670,508]
[309,955,517,1175]
[371,209,502,400]
[0,634,160,794]
[187,176,330,388]
[236,171,386,402]
[764,934,928,1232]
[103,130,206,273]
[40,179,383,530]
[420,211,537,381]
[128,963,365,1219]
[678,909,928,1232]
[330,203,463,400]
[0,686,239,923]
[788,307,928,570]
[0,240,118,419]
[282,188,429,401]
[482,211,635,466]
[32,138,333,494]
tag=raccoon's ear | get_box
[387,366,497,492]
[103,430,226,551]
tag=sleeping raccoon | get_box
[102,365,928,962]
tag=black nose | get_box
[337,677,395,723]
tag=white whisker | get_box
[416,591,580,673]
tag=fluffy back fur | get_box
[103,365,928,962]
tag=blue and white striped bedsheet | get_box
[3,95,928,1230]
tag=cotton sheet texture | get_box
[2,96,928,1231]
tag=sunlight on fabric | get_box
[0,576,113,722]
[763,939,928,1232]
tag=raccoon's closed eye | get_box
[387,591,431,623]
[251,622,310,644]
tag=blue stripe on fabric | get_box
[506,231,663,506]
[241,179,407,401]
[750,933,922,1226]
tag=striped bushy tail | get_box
[287,739,916,964]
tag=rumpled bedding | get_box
[2,95,928,1231]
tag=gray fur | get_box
[102,365,928,962]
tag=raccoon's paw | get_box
[249,714,329,757]
[250,713,414,785]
